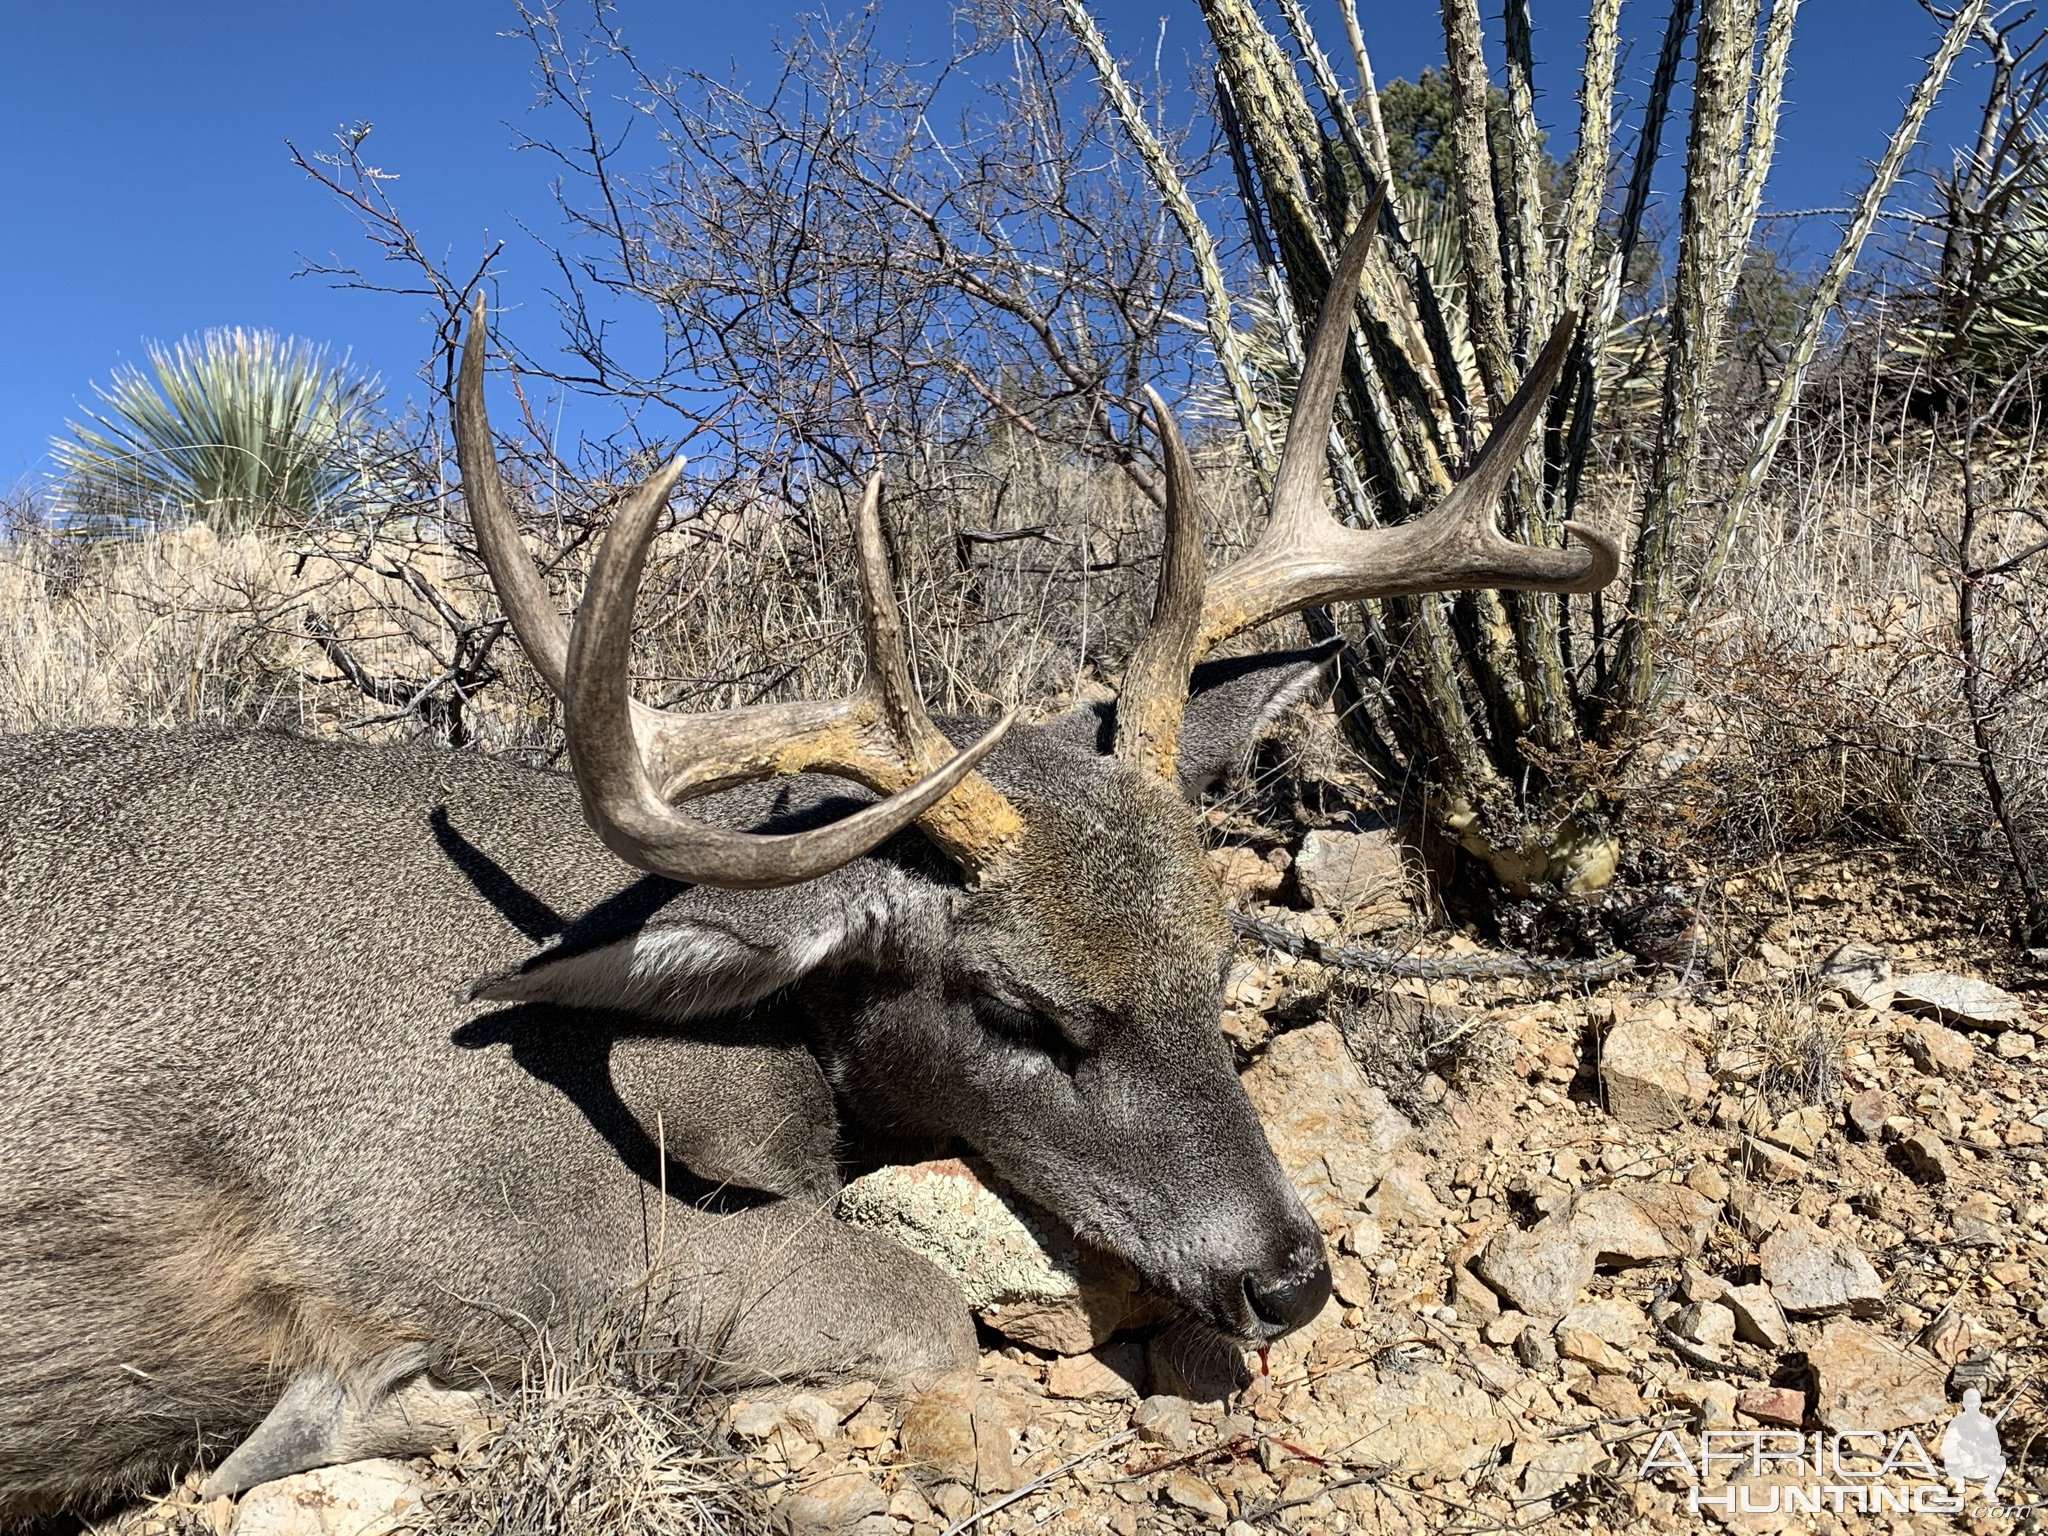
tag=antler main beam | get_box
[456,294,1023,889]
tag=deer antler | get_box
[1114,200,1621,780]
[455,294,1024,889]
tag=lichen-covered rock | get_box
[774,1470,889,1535]
[1475,1223,1596,1320]
[1892,971,2026,1029]
[1292,828,1408,929]
[835,1158,1163,1353]
[1295,1364,1507,1479]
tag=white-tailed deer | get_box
[0,209,1615,1525]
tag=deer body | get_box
[0,695,1325,1524]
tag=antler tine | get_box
[1199,258,1619,650]
[1264,186,1387,547]
[457,295,1024,890]
[1112,388,1208,779]
[1109,191,1621,782]
[846,476,1027,865]
[456,291,571,695]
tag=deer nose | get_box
[1243,1249,1332,1334]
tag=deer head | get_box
[451,204,1617,1346]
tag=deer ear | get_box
[1046,639,1343,800]
[466,874,916,1022]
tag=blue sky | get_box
[0,1,1988,489]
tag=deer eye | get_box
[973,995,1080,1077]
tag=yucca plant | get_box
[1914,17,2048,394]
[54,330,394,534]
[1065,0,1983,911]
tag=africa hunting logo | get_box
[1636,1386,2031,1516]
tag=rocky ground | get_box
[117,830,2047,1536]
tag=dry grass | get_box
[429,1304,767,1536]
[1638,406,2048,882]
[0,442,1278,747]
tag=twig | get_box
[1243,1467,1389,1524]
[939,1429,1135,1536]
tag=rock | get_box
[1045,1344,1143,1402]
[1161,1469,1229,1521]
[928,1483,974,1523]
[1891,971,2025,1029]
[1448,1263,1500,1323]
[1599,1015,1713,1129]
[1685,1163,1730,1202]
[1736,1386,1806,1428]
[729,1398,791,1443]
[1806,1320,1946,1432]
[1209,846,1282,903]
[1722,1284,1790,1352]
[1761,1104,1829,1158]
[1483,1311,1528,1347]
[229,1460,425,1536]
[886,1484,934,1523]
[1515,1435,1607,1504]
[1331,1253,1376,1309]
[780,1394,844,1443]
[1820,943,1893,1010]
[837,1159,1163,1353]
[898,1373,1020,1493]
[1678,1264,1727,1304]
[1667,1377,1739,1429]
[1758,1218,1884,1316]
[1575,1374,1648,1418]
[1557,1328,1628,1373]
[1893,1128,1954,1184]
[1299,1364,1506,1479]
[1475,1224,1596,1320]
[1558,1298,1647,1348]
[1366,1159,1448,1227]
[1463,1341,1522,1393]
[1739,1136,1806,1182]
[775,1471,889,1535]
[1843,1089,1888,1141]
[822,1380,874,1421]
[1952,1191,2004,1245]
[1900,1020,1975,1077]
[1670,1301,1737,1352]
[1292,828,1408,929]
[1241,1022,1413,1227]
[1573,1184,1721,1265]
[1998,1030,2037,1059]
[1726,1187,1787,1243]
[1476,1183,1715,1320]
[1131,1394,1197,1449]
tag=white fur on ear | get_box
[467,889,897,1022]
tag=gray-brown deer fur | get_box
[0,210,1619,1526]
[0,661,1334,1526]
